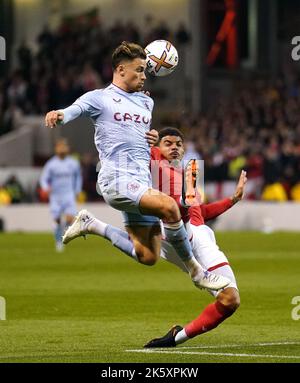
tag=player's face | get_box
[55,141,69,158]
[120,58,147,92]
[159,135,184,161]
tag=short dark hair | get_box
[158,127,184,142]
[112,41,146,70]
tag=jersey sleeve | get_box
[150,146,162,160]
[61,90,103,124]
[189,205,205,226]
[39,161,52,190]
[200,198,234,221]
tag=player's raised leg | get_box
[63,209,160,265]
[136,188,230,290]
[125,224,162,265]
[63,201,230,290]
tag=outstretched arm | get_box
[45,103,89,128]
[201,170,247,221]
[45,91,102,129]
[45,105,84,129]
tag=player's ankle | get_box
[184,257,203,276]
[174,328,189,345]
[87,218,107,236]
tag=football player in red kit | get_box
[144,127,247,348]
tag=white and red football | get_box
[145,40,179,77]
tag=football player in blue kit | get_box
[40,138,82,252]
[45,41,229,290]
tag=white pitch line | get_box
[177,341,300,349]
[125,349,300,359]
[255,341,300,346]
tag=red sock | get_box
[185,301,233,338]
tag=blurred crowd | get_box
[0,9,300,202]
[174,76,300,202]
[0,10,190,136]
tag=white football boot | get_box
[192,270,231,291]
[62,209,94,244]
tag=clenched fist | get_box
[45,110,64,129]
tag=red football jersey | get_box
[150,146,233,225]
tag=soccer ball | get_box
[145,40,179,77]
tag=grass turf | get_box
[0,231,299,363]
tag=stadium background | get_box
[1,0,300,231]
[0,0,299,364]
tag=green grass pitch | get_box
[0,231,299,363]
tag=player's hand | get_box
[145,129,159,146]
[231,170,247,204]
[184,159,200,206]
[45,110,64,129]
[39,188,50,201]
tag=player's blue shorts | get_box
[98,173,159,227]
[121,211,159,226]
[50,196,77,220]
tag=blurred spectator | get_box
[17,41,32,81]
[175,22,191,45]
[183,141,202,162]
[153,20,171,41]
[263,146,282,185]
[291,183,300,201]
[0,187,11,205]
[261,183,288,202]
[37,25,55,53]
[79,62,102,92]
[7,70,28,110]
[244,148,264,200]
[4,175,26,204]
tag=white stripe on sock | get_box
[163,220,183,230]
[174,328,189,345]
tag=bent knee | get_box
[141,257,158,266]
[228,296,240,312]
[135,247,159,266]
[138,254,158,266]
[218,289,240,312]
[160,198,180,222]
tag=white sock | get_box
[85,217,107,237]
[184,257,204,278]
[174,328,189,345]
